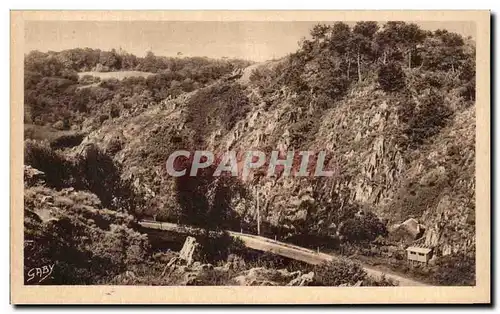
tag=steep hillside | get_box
[77,74,474,254]
[24,21,476,285]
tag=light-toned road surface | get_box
[139,220,429,286]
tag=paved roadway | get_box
[139,220,429,286]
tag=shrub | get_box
[432,252,475,286]
[460,80,475,102]
[99,78,120,91]
[191,268,232,286]
[249,66,276,90]
[313,259,367,286]
[98,114,109,124]
[404,89,452,146]
[339,211,388,243]
[24,140,75,188]
[288,117,319,148]
[311,68,350,102]
[110,103,120,118]
[24,187,151,285]
[106,136,123,156]
[197,231,246,263]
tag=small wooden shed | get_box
[406,246,433,264]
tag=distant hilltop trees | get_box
[25,48,252,75]
[23,48,252,128]
[256,21,475,102]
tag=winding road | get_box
[139,220,429,286]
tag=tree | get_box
[121,52,139,70]
[310,24,331,40]
[99,50,121,71]
[328,22,353,79]
[421,30,467,72]
[351,21,380,82]
[400,23,427,68]
[376,22,426,67]
[138,51,160,72]
[76,144,141,212]
[329,22,351,55]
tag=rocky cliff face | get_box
[76,61,475,255]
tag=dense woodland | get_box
[24,21,476,286]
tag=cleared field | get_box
[78,71,155,80]
[238,58,285,84]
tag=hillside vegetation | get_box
[24,22,475,286]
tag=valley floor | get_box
[140,220,429,286]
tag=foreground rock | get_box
[160,237,317,286]
[178,236,200,266]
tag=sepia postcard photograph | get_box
[10,10,490,304]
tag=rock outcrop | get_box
[178,236,200,266]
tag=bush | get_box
[288,117,319,148]
[52,120,65,130]
[24,140,75,188]
[106,136,123,156]
[110,103,120,118]
[197,231,246,263]
[98,114,109,124]
[339,211,388,243]
[460,80,475,102]
[378,62,406,92]
[311,68,350,102]
[313,259,367,286]
[24,187,150,285]
[432,253,475,286]
[190,268,232,286]
[249,67,274,89]
[402,89,452,146]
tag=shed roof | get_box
[406,246,432,254]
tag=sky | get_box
[25,21,476,62]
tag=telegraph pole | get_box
[256,187,260,236]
